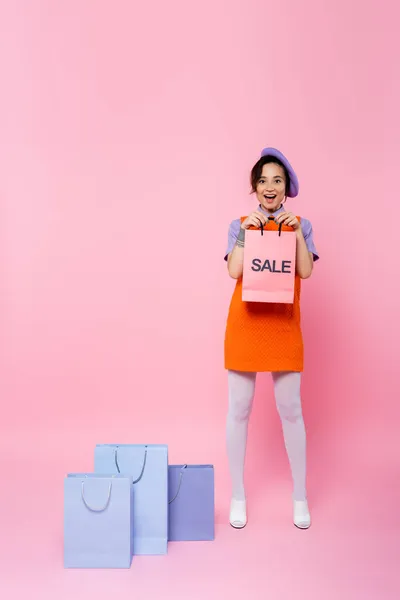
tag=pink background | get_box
[1,1,399,599]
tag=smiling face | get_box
[255,162,287,213]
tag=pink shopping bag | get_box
[242,225,297,303]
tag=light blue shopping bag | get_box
[64,474,134,569]
[94,444,168,555]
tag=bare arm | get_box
[227,211,268,279]
[295,228,314,279]
[227,229,245,279]
[275,212,314,279]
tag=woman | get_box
[224,147,319,529]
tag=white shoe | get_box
[230,498,247,529]
[293,499,311,529]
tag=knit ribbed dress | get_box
[224,217,303,373]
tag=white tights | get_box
[226,370,307,502]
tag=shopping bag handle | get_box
[168,465,188,504]
[114,446,148,484]
[81,479,112,512]
[258,216,283,237]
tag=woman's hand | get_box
[241,211,267,230]
[275,212,301,232]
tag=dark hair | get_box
[250,156,290,195]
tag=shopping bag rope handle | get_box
[81,480,112,512]
[114,446,148,484]
[258,216,283,237]
[168,465,188,504]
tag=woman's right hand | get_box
[240,211,268,230]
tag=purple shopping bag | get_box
[64,474,134,569]
[168,465,215,542]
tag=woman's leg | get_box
[272,371,310,527]
[272,371,306,499]
[226,370,256,526]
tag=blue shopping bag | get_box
[64,474,133,569]
[168,465,215,542]
[94,444,168,555]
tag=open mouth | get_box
[264,194,277,202]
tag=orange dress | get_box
[224,216,303,373]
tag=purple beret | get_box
[260,147,299,198]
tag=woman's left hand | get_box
[275,212,301,232]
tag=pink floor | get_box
[2,424,399,600]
